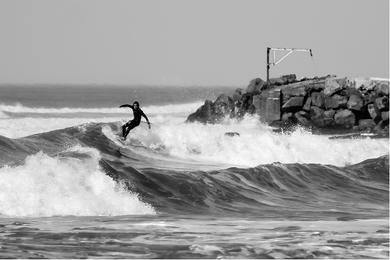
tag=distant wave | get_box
[0,122,388,218]
[0,101,203,116]
[0,117,117,139]
[0,110,8,119]
[0,101,203,138]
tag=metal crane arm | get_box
[266,47,313,82]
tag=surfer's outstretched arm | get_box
[119,104,134,109]
[142,112,151,129]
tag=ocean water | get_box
[0,85,388,258]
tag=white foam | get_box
[125,116,389,167]
[0,146,155,217]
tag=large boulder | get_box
[232,88,243,102]
[186,94,235,123]
[302,97,311,111]
[282,112,294,122]
[310,106,324,118]
[281,74,297,84]
[310,81,326,91]
[268,74,297,86]
[215,93,229,105]
[345,86,362,95]
[186,100,214,123]
[235,92,256,118]
[363,91,377,106]
[375,96,389,111]
[324,78,346,96]
[214,94,234,117]
[334,109,356,128]
[311,92,325,108]
[367,104,381,122]
[358,119,376,131]
[246,78,266,94]
[282,97,305,112]
[375,82,389,96]
[324,109,336,119]
[252,94,262,112]
[240,93,253,111]
[324,94,348,109]
[347,94,364,111]
[215,93,234,109]
[309,106,328,127]
[213,94,234,116]
[282,84,307,99]
[382,111,389,122]
[374,120,390,135]
[310,108,336,127]
[294,111,310,126]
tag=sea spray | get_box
[0,146,155,217]
[105,116,389,167]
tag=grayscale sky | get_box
[0,0,388,86]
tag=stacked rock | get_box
[279,77,389,133]
[186,75,298,124]
[186,75,389,135]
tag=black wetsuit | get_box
[119,104,150,139]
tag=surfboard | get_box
[116,135,127,144]
[116,133,149,149]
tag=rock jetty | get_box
[186,75,389,135]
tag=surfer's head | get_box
[133,101,139,109]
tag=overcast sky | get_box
[0,0,388,86]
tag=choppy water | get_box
[0,85,388,258]
[0,216,388,259]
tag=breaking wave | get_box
[0,145,155,217]
[0,121,387,218]
[101,118,389,167]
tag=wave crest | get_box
[0,146,155,217]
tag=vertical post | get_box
[266,47,270,83]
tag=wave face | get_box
[0,121,388,218]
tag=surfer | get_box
[119,101,151,140]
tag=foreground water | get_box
[0,85,388,258]
[0,216,388,259]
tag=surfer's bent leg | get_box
[124,121,138,139]
[122,123,127,138]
